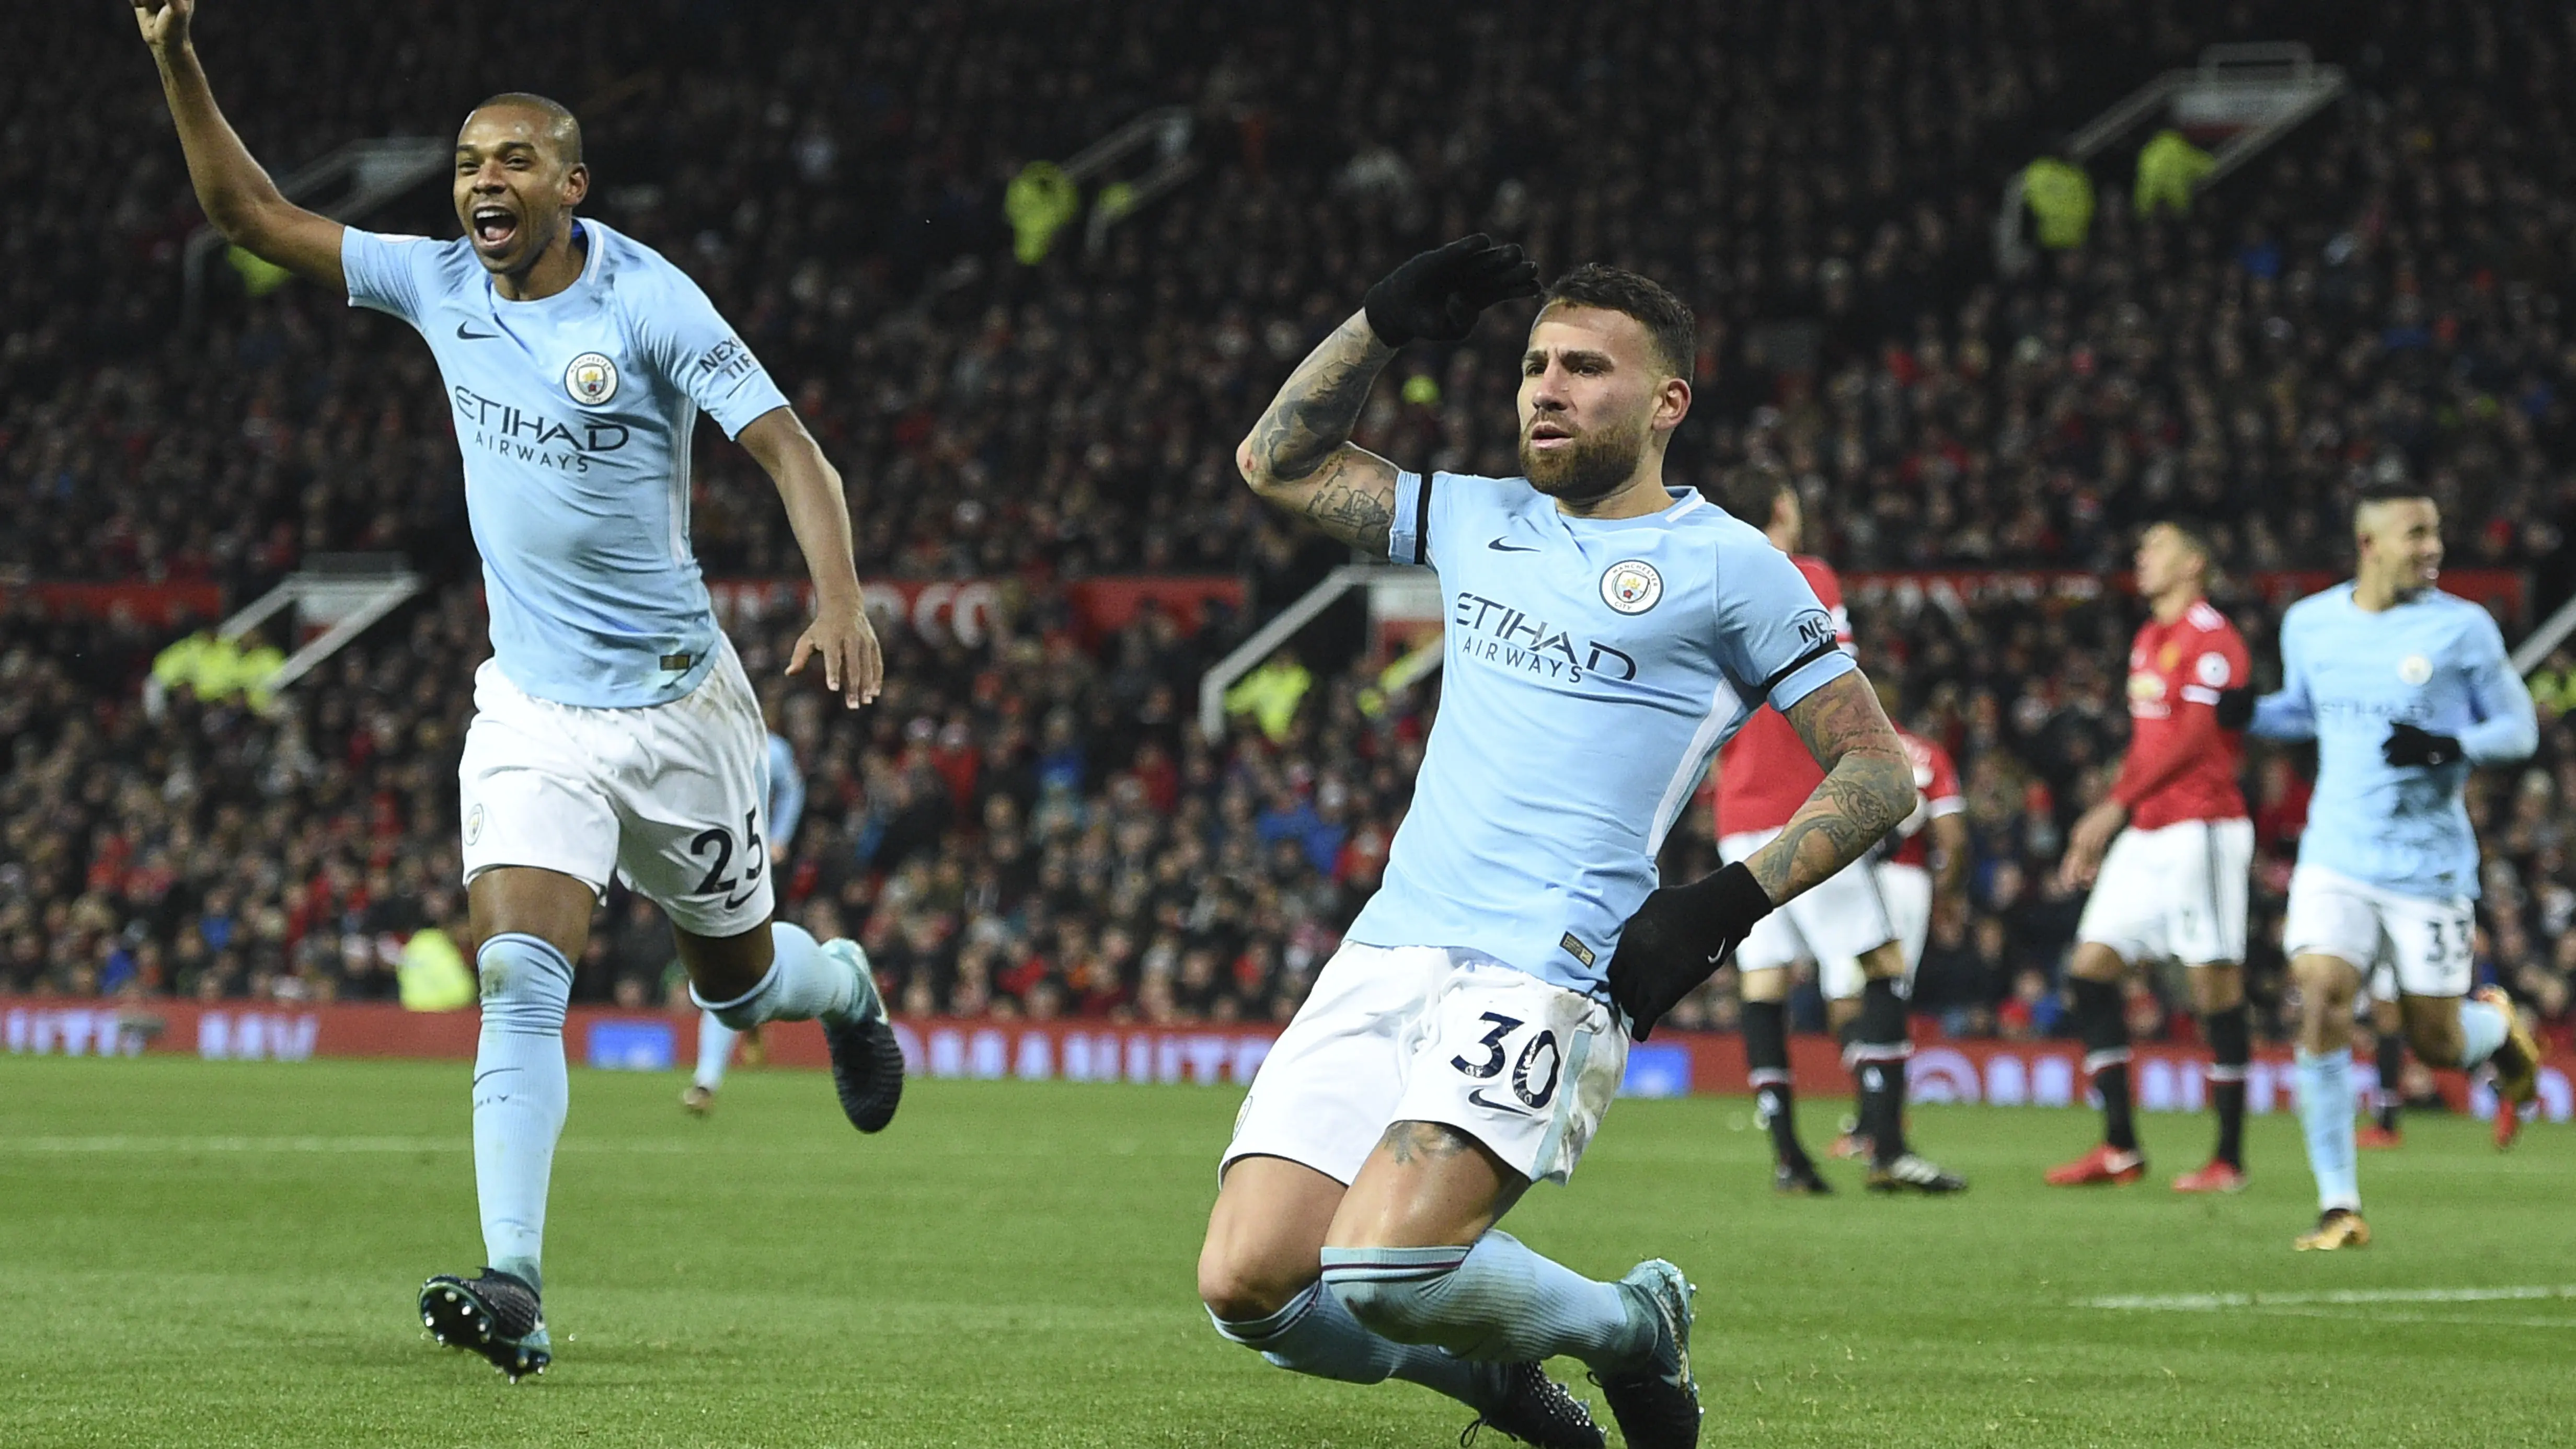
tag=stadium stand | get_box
[6,0,2576,1056]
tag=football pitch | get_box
[2,1057,2569,1447]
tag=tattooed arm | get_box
[1742,672,1918,905]
[1234,310,1405,557]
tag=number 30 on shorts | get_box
[1450,1011,1564,1110]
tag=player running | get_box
[685,693,804,1114]
[1709,466,1965,1196]
[135,0,905,1378]
[1196,242,1917,1449]
[2358,983,2410,1148]
[2046,523,2258,1193]
[2227,482,2540,1250]
[1829,716,1968,1163]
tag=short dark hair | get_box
[470,92,584,166]
[2150,518,2213,563]
[1540,263,1695,379]
[1715,460,1793,529]
[2354,478,2434,515]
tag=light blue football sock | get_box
[2456,997,2510,1069]
[1208,1281,1501,1409]
[472,933,572,1293]
[1320,1229,1658,1372]
[691,923,877,1029]
[693,1009,738,1090]
[2294,1049,2360,1213]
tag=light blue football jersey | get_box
[342,220,789,708]
[1345,473,1857,996]
[2250,582,2536,898]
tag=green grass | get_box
[1,1057,2569,1447]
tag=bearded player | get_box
[2048,523,2258,1193]
[1709,466,1965,1195]
[2230,482,2540,1250]
[1196,240,1916,1449]
[136,0,905,1378]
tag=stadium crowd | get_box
[7,0,2576,1050]
[15,571,2576,1055]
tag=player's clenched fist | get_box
[131,0,195,53]
[789,597,883,708]
[1607,861,1777,1040]
[1362,234,1539,349]
[2382,720,2461,768]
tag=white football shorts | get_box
[2075,817,2253,967]
[2284,863,2475,999]
[1874,861,1933,979]
[2367,961,2399,1006]
[1224,944,1628,1187]
[1720,829,1899,988]
[458,638,775,938]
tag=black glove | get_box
[2213,686,2256,731]
[1606,862,1776,1041]
[1362,234,1539,349]
[2384,721,2462,768]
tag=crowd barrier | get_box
[6,998,2566,1122]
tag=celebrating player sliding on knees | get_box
[1194,237,1917,1449]
[134,0,902,1380]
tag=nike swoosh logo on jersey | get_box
[721,884,763,910]
[456,322,500,340]
[1466,1086,1536,1116]
[1487,537,1540,553]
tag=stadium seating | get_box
[5,1,2575,1051]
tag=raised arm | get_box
[739,407,881,709]
[1234,311,1406,556]
[1237,236,1537,557]
[134,2,346,288]
[1740,672,1919,904]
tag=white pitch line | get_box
[2239,1305,2576,1330]
[0,1135,687,1155]
[2083,1285,2576,1311]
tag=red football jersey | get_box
[1886,726,1963,868]
[1710,555,1850,836]
[2112,598,2250,830]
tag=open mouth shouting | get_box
[469,202,521,256]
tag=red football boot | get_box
[2171,1160,2248,1193]
[2045,1144,2145,1186]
